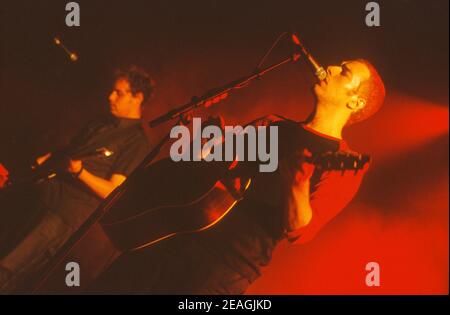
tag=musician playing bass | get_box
[0,66,154,292]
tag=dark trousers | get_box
[90,235,251,295]
[0,211,74,292]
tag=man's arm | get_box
[281,149,315,233]
[68,159,126,199]
[285,163,369,244]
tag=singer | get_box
[90,58,385,294]
[0,66,154,292]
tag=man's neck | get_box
[114,108,142,120]
[125,113,141,119]
[305,103,349,140]
[126,108,142,119]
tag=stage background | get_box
[1,0,448,294]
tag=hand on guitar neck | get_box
[281,148,370,233]
[1,147,116,197]
[280,149,315,230]
[33,152,83,180]
[34,150,123,199]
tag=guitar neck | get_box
[307,151,371,172]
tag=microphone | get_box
[291,33,326,81]
[53,37,78,62]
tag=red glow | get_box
[245,92,449,295]
[247,177,448,294]
[345,92,449,162]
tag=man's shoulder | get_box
[123,124,150,147]
[246,114,300,130]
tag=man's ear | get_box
[346,95,366,112]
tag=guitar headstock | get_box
[311,151,371,172]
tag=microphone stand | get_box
[149,52,301,128]
[141,50,301,169]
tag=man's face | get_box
[313,60,370,107]
[108,78,142,118]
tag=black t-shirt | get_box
[189,119,342,285]
[93,118,347,294]
[38,115,151,229]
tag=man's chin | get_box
[313,84,322,96]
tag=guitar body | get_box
[100,158,250,251]
[32,158,249,293]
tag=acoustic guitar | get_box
[30,150,369,294]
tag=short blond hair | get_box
[347,59,386,125]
